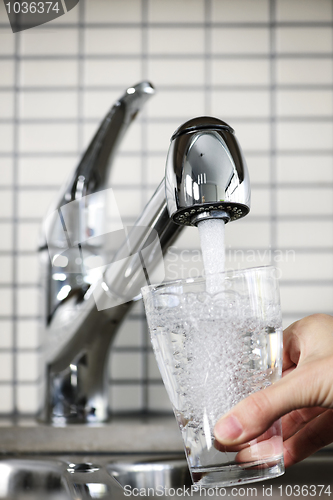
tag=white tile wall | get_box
[0,0,332,417]
[212,27,270,54]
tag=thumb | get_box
[214,366,312,446]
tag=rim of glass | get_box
[141,265,277,295]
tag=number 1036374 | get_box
[5,2,60,14]
[278,485,331,497]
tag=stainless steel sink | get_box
[0,452,332,499]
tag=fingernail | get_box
[214,415,243,442]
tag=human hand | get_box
[214,314,333,468]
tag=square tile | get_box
[0,61,15,87]
[17,320,39,348]
[0,385,13,413]
[0,124,14,153]
[16,384,39,413]
[85,0,141,23]
[0,321,12,348]
[17,223,40,251]
[276,28,332,54]
[83,59,141,86]
[17,352,39,382]
[276,90,333,117]
[212,59,270,86]
[19,124,78,153]
[0,353,12,381]
[0,224,13,251]
[278,252,333,281]
[146,59,205,86]
[0,31,15,55]
[212,0,269,22]
[112,319,143,348]
[277,221,333,248]
[212,28,269,54]
[148,385,172,412]
[148,0,204,22]
[18,190,58,219]
[109,385,142,411]
[0,91,14,118]
[276,155,333,183]
[110,352,141,380]
[148,28,204,54]
[277,122,333,151]
[211,90,270,118]
[0,190,13,217]
[20,29,78,55]
[20,60,78,87]
[18,157,74,187]
[17,255,39,284]
[0,256,12,284]
[85,28,141,54]
[276,59,333,85]
[280,285,333,314]
[17,287,39,316]
[277,188,333,217]
[19,91,77,119]
[0,157,13,185]
[276,0,332,22]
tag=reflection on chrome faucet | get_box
[38,81,250,424]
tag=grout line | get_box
[204,0,212,115]
[2,53,333,61]
[269,0,278,257]
[140,0,149,413]
[77,0,85,153]
[11,29,20,419]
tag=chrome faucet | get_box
[38,82,250,424]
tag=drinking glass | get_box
[142,266,285,489]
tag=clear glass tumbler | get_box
[142,266,285,489]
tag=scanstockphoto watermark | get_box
[123,484,332,497]
[165,246,296,281]
[3,0,80,32]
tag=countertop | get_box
[1,416,333,456]
[0,416,184,454]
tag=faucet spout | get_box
[39,99,250,424]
